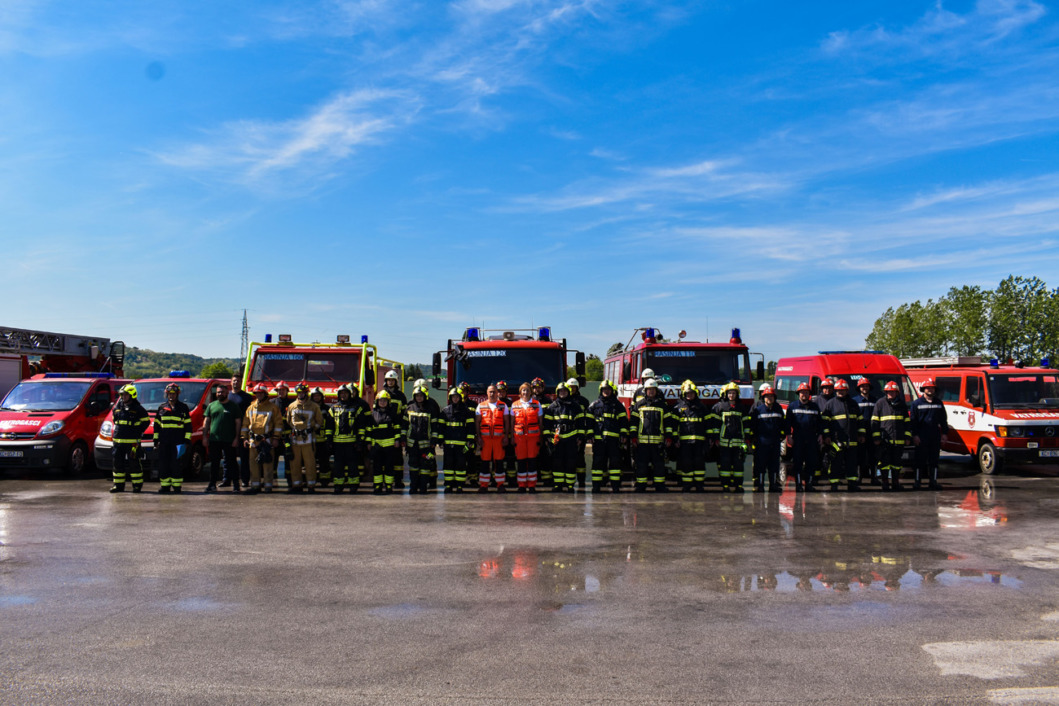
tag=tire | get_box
[67,441,89,474]
[187,444,206,481]
[978,440,1003,475]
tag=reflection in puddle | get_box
[0,595,37,606]
[938,490,1008,529]
[171,597,230,612]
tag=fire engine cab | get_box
[243,334,403,403]
[603,327,763,411]
[902,356,1059,475]
[432,327,584,403]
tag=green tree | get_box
[941,285,988,356]
[407,364,424,380]
[989,276,1051,361]
[200,361,235,378]
[585,356,604,381]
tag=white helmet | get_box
[642,368,656,380]
[414,378,426,388]
[566,377,579,388]
[644,378,659,389]
[384,370,399,381]
[759,382,771,392]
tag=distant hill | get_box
[123,347,243,379]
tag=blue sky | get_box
[4,0,1059,364]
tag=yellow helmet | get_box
[680,380,698,396]
[120,384,138,399]
[376,390,391,401]
[722,382,740,397]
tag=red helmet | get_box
[884,381,899,393]
[834,379,849,391]
[820,378,835,388]
[797,382,811,393]
[760,385,775,397]
[857,377,871,388]
[921,377,937,389]
[165,383,181,395]
[295,382,310,394]
[253,383,268,393]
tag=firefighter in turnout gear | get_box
[749,384,784,492]
[812,378,836,484]
[405,385,440,494]
[310,387,333,487]
[785,382,823,492]
[413,378,442,489]
[382,370,408,488]
[242,384,282,492]
[530,377,552,486]
[631,368,657,408]
[459,381,480,483]
[511,383,544,492]
[853,377,880,485]
[672,380,709,492]
[566,378,591,488]
[329,384,370,493]
[630,378,672,493]
[711,382,749,493]
[154,382,192,493]
[440,388,475,492]
[368,390,403,494]
[475,384,511,492]
[272,382,294,486]
[872,381,912,492]
[110,384,150,493]
[543,382,583,492]
[587,379,629,493]
[285,382,324,493]
[910,378,949,491]
[821,379,866,492]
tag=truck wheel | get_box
[978,441,1003,475]
[188,444,206,481]
[67,441,89,474]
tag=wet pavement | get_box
[4,459,1059,704]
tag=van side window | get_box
[965,376,982,407]
[91,385,112,408]
[935,376,961,403]
[774,376,808,403]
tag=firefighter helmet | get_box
[566,377,579,388]
[681,380,698,396]
[253,383,268,394]
[311,386,325,397]
[120,384,138,399]
[496,380,508,390]
[722,382,740,397]
[165,383,180,395]
[821,378,835,389]
[448,388,461,400]
[413,385,427,398]
[295,382,310,394]
[556,382,569,395]
[760,385,775,397]
[834,379,849,391]
[384,370,399,381]
[642,368,656,380]
[797,382,811,394]
[644,378,659,389]
[884,381,899,393]
[600,379,615,393]
[858,377,871,388]
[531,377,545,388]
[921,377,937,389]
[376,390,391,401]
[338,384,353,398]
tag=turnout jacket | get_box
[709,399,748,448]
[672,397,710,443]
[910,396,949,441]
[405,399,440,446]
[242,399,282,443]
[821,395,865,447]
[749,400,786,444]
[785,398,823,441]
[853,393,878,433]
[367,404,402,448]
[153,399,191,446]
[112,399,150,445]
[586,394,629,441]
[630,395,671,444]
[544,396,584,443]
[381,384,407,417]
[286,398,324,445]
[328,398,371,444]
[439,401,475,447]
[872,395,912,445]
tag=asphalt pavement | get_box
[4,457,1059,704]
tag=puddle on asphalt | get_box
[171,597,231,612]
[0,595,38,606]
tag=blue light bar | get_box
[1043,358,1052,368]
[265,334,273,343]
[644,328,656,339]
[538,327,551,341]
[466,327,481,341]
[43,372,115,379]
[168,370,191,378]
[360,335,369,344]
[989,358,1000,367]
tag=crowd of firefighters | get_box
[105,367,949,496]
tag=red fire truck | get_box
[602,327,763,411]
[243,334,403,403]
[0,325,125,400]
[431,327,584,402]
[902,356,1059,475]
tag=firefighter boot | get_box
[847,480,861,492]
[653,481,669,493]
[132,484,143,493]
[611,480,622,493]
[592,481,603,493]
[109,483,125,493]
[373,483,383,495]
[634,482,648,493]
[408,472,420,495]
[681,481,693,493]
[890,468,903,491]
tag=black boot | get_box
[109,483,125,493]
[653,481,669,493]
[634,482,648,493]
[158,485,171,494]
[334,484,343,494]
[592,481,603,493]
[681,481,692,493]
[132,484,142,493]
[611,480,622,493]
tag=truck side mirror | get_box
[756,361,765,380]
[623,362,631,381]
[575,352,586,377]
[432,352,442,378]
[364,369,376,386]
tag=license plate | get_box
[1041,449,1059,458]
[0,450,24,458]
[1028,442,1039,449]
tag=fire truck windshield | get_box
[0,381,92,412]
[251,352,362,384]
[988,373,1059,408]
[644,350,750,385]
[134,381,210,412]
[454,348,563,392]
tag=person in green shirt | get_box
[203,385,242,493]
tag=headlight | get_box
[38,420,65,437]
[1010,427,1024,438]
[99,421,113,439]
